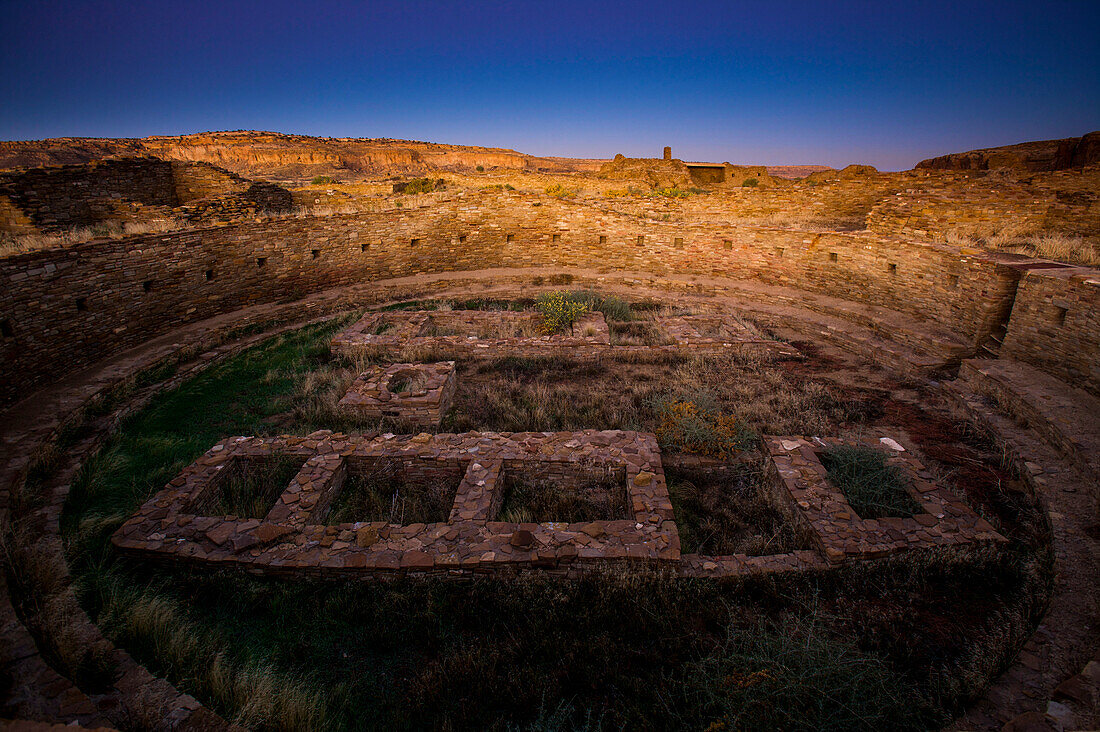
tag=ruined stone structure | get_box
[110,429,1001,581]
[1,170,1098,729]
[3,195,1095,405]
[0,157,292,235]
[338,361,457,426]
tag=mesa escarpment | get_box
[917,131,1100,172]
[0,131,610,181]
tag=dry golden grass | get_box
[0,219,184,256]
[944,222,1099,266]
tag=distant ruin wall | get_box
[0,157,285,233]
[0,196,1075,403]
[0,157,179,230]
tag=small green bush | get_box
[820,445,922,518]
[545,184,578,198]
[398,178,444,195]
[564,290,632,321]
[475,165,485,172]
[535,291,589,335]
[311,175,337,185]
[742,178,759,188]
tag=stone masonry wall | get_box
[0,158,180,231]
[0,157,288,234]
[1001,269,1100,392]
[0,193,1074,403]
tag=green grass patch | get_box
[820,445,923,519]
[206,456,304,518]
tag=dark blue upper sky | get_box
[1,0,1097,170]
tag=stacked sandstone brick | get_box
[338,361,457,427]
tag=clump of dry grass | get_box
[94,575,328,728]
[0,219,185,256]
[944,223,1099,266]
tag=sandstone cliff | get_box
[916,131,1100,172]
[0,131,608,180]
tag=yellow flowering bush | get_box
[535,291,589,335]
[652,397,754,459]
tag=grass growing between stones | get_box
[821,445,923,519]
[667,463,809,556]
[207,456,304,518]
[54,312,1052,730]
[497,472,629,523]
[326,462,460,525]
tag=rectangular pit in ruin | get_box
[332,309,799,359]
[761,435,1006,565]
[495,461,631,523]
[338,361,457,427]
[325,456,465,525]
[112,430,680,577]
[187,453,306,519]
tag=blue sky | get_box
[1,0,1098,170]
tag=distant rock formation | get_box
[0,131,608,181]
[916,131,1100,172]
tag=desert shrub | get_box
[650,394,756,459]
[535,291,589,335]
[475,165,485,172]
[311,175,337,185]
[820,445,921,518]
[742,178,759,188]
[545,184,579,199]
[548,272,574,285]
[654,186,691,198]
[564,290,632,321]
[398,177,444,195]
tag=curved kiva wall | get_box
[1,195,1097,403]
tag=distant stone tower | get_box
[663,146,672,161]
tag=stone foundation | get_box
[112,428,1002,580]
[763,435,1005,564]
[112,430,680,578]
[338,361,457,426]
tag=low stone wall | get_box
[0,194,1042,403]
[1001,267,1100,394]
[338,361,457,426]
[112,430,680,578]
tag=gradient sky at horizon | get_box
[1,0,1098,170]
